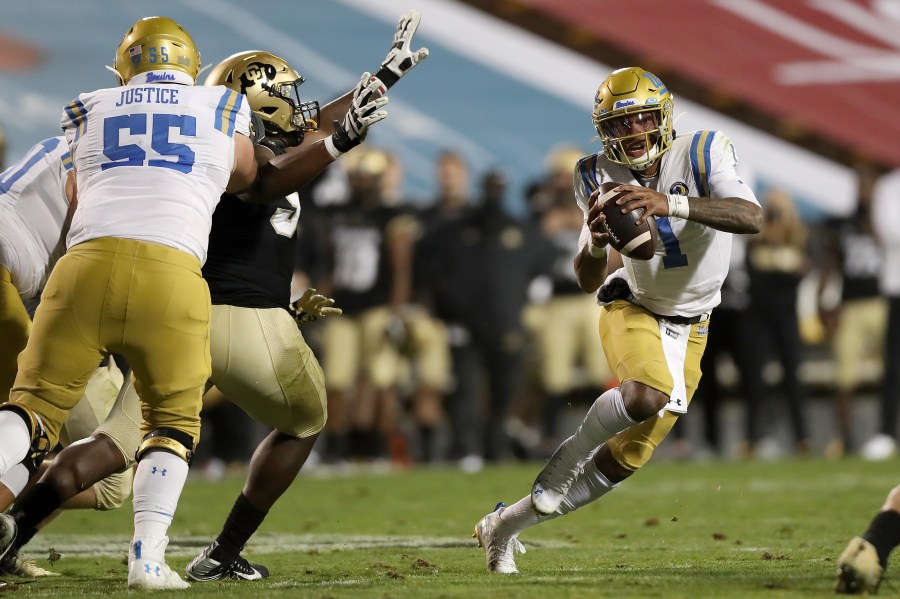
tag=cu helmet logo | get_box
[238,62,277,94]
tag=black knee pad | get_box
[0,404,51,474]
[135,427,195,464]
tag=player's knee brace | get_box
[135,427,195,464]
[94,466,134,511]
[0,404,51,474]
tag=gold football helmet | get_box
[113,16,201,85]
[205,50,319,144]
[592,67,674,170]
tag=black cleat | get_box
[185,541,269,582]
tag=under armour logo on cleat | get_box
[533,488,543,495]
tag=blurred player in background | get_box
[474,66,762,573]
[834,166,900,594]
[0,10,427,583]
[0,15,259,589]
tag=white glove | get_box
[292,288,342,324]
[375,10,429,88]
[327,72,388,156]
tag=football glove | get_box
[291,288,342,325]
[329,73,389,155]
[375,10,430,89]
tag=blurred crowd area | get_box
[3,127,898,475]
[191,142,900,475]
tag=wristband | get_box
[588,243,607,258]
[324,135,344,159]
[374,66,400,89]
[667,194,690,219]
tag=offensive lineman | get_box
[0,11,428,583]
[474,67,763,574]
[0,16,259,589]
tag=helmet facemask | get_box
[596,106,671,171]
[259,77,320,145]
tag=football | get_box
[594,181,658,261]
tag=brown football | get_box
[595,181,658,261]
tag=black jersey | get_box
[325,201,403,315]
[203,192,300,309]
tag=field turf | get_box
[3,457,897,597]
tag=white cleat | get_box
[531,436,593,515]
[835,536,883,594]
[127,536,190,590]
[474,502,526,574]
[2,554,61,577]
[860,434,897,462]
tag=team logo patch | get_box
[669,182,689,195]
[696,324,709,337]
[613,98,637,110]
[129,45,142,67]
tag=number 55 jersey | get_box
[60,70,251,264]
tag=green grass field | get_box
[2,457,897,598]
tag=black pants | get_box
[878,296,900,436]
[446,329,525,462]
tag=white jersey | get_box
[61,70,250,264]
[575,130,760,317]
[0,136,72,301]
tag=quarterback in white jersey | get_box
[475,67,763,575]
[574,129,759,318]
[0,16,257,590]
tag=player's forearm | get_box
[574,246,608,293]
[239,141,335,204]
[302,91,354,144]
[684,197,763,234]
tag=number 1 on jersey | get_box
[656,216,688,268]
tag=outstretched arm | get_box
[303,10,428,144]
[238,74,388,204]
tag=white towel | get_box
[657,320,690,416]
